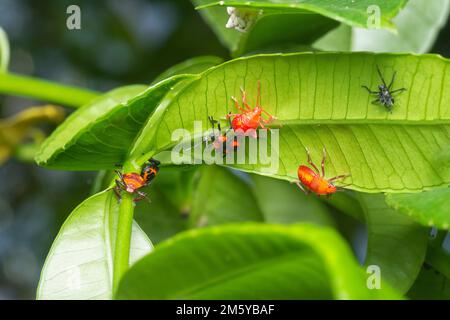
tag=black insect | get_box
[204,116,240,156]
[362,65,407,112]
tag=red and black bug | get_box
[296,148,350,197]
[226,81,276,138]
[114,158,160,202]
[205,115,240,155]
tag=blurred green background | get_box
[0,0,449,299]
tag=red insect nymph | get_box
[205,116,240,155]
[226,81,276,138]
[296,148,350,196]
[114,158,160,202]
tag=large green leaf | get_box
[115,223,401,299]
[323,190,364,221]
[196,0,407,30]
[385,188,450,229]
[134,191,188,245]
[251,174,334,226]
[408,264,450,299]
[37,190,152,300]
[35,76,194,170]
[315,0,450,54]
[193,0,338,56]
[129,52,450,193]
[408,242,450,299]
[189,165,264,227]
[134,169,191,244]
[352,0,450,54]
[358,194,428,293]
[151,56,224,84]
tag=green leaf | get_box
[358,194,428,293]
[251,174,334,226]
[196,0,407,30]
[189,165,264,227]
[193,0,338,56]
[135,191,188,245]
[115,223,402,299]
[408,243,450,299]
[351,0,450,53]
[386,188,450,229]
[408,264,450,299]
[322,190,364,221]
[134,167,194,244]
[315,0,450,54]
[37,190,152,300]
[152,56,224,84]
[0,26,10,72]
[35,76,193,170]
[129,52,450,193]
[313,24,352,52]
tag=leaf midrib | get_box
[272,119,450,126]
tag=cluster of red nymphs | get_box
[205,80,276,156]
[114,81,351,203]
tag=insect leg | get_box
[328,174,351,183]
[232,96,247,113]
[376,65,387,87]
[305,147,320,174]
[391,88,407,94]
[261,109,277,123]
[388,71,397,90]
[133,194,144,202]
[113,185,122,200]
[240,87,253,111]
[208,115,217,126]
[208,116,218,138]
[295,182,310,195]
[226,112,240,119]
[336,182,352,189]
[321,148,326,177]
[226,114,233,127]
[115,169,124,181]
[115,179,127,192]
[136,190,151,203]
[361,85,378,94]
[371,99,380,105]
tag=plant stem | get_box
[0,72,100,107]
[112,159,146,295]
[113,191,134,294]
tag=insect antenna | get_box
[256,80,261,107]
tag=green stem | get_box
[113,192,135,294]
[0,72,100,107]
[112,159,147,295]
